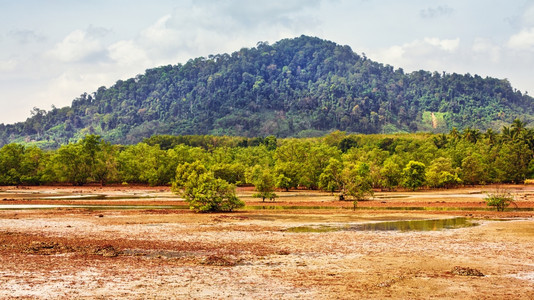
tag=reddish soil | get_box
[0,185,533,299]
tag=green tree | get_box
[20,146,47,185]
[118,143,175,185]
[460,153,488,185]
[53,143,90,185]
[172,161,243,212]
[485,189,516,211]
[248,165,277,201]
[379,156,403,190]
[92,142,118,185]
[341,162,374,201]
[425,157,461,188]
[51,135,116,186]
[274,162,300,190]
[0,144,26,185]
[402,161,426,190]
[172,161,208,191]
[212,162,246,184]
[299,143,341,189]
[318,158,343,193]
[275,173,292,192]
[493,141,532,183]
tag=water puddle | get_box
[286,217,478,233]
[283,225,344,233]
[353,206,534,212]
[352,217,477,231]
[248,205,533,211]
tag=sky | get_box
[1,0,534,124]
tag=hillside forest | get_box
[1,36,533,148]
[1,120,533,200]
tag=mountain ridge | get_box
[1,35,532,147]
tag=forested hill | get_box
[1,35,533,147]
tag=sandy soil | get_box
[0,185,533,299]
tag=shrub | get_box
[172,161,244,212]
[484,189,516,211]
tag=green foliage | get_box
[402,161,426,191]
[1,117,534,193]
[425,157,462,188]
[341,162,374,201]
[172,161,208,192]
[275,174,292,192]
[51,135,114,185]
[2,36,534,147]
[0,144,47,185]
[484,189,516,211]
[380,156,402,190]
[318,158,343,193]
[118,143,175,186]
[248,165,277,201]
[185,173,244,212]
[211,162,246,184]
[493,141,532,183]
[172,161,244,212]
[460,153,489,185]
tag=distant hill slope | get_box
[1,35,533,147]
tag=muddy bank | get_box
[0,186,533,299]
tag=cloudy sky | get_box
[1,0,533,124]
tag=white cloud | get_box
[372,37,461,70]
[8,29,46,44]
[108,40,150,67]
[423,37,460,52]
[420,5,454,19]
[521,4,534,27]
[0,59,17,72]
[508,27,534,50]
[109,1,321,67]
[47,29,105,63]
[140,15,176,47]
[472,38,501,63]
[3,1,534,125]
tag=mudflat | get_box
[0,185,533,299]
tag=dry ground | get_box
[0,185,533,299]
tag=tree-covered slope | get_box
[1,35,532,147]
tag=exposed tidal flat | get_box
[0,185,533,299]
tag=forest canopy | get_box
[1,120,533,192]
[1,36,532,148]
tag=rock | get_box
[201,255,238,266]
[451,266,484,276]
[93,245,120,257]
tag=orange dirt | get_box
[0,185,533,299]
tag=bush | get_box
[184,173,244,212]
[172,162,244,212]
[484,189,516,211]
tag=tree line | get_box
[1,120,533,196]
[1,36,533,147]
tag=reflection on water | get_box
[286,217,478,233]
[285,225,346,233]
[352,217,477,231]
